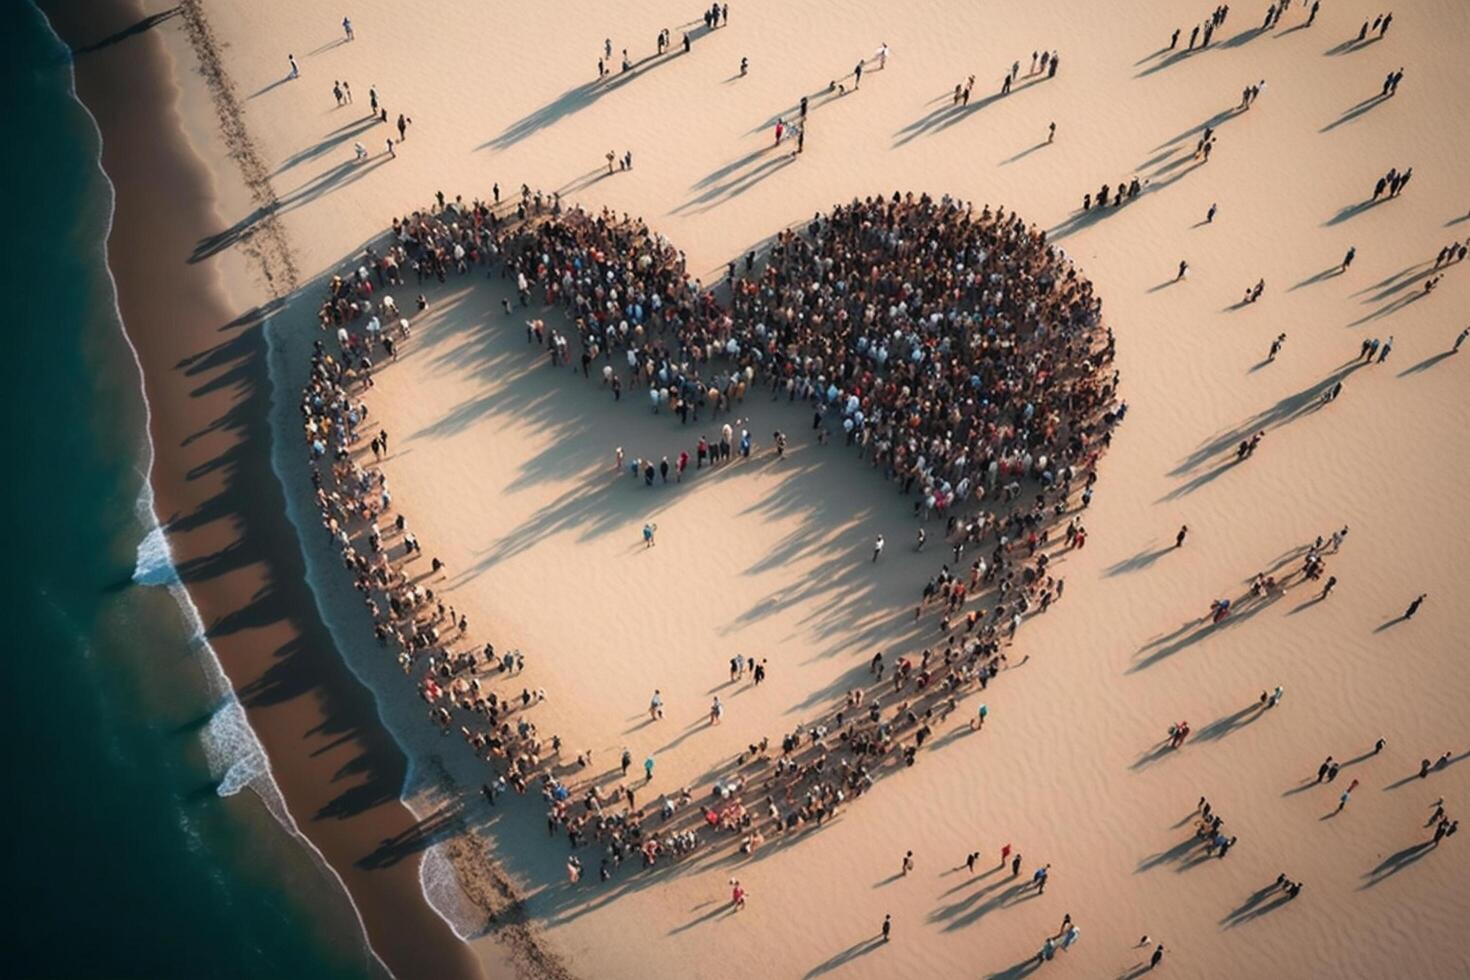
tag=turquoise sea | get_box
[5,4,376,977]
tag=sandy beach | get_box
[65,0,1470,978]
[44,2,476,977]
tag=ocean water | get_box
[4,4,379,977]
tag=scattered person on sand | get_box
[288,54,300,79]
[643,522,657,547]
[1405,593,1427,619]
[1151,944,1166,968]
[881,913,891,941]
[901,850,915,875]
[872,534,885,562]
[342,16,354,41]
[1176,524,1189,547]
[1342,245,1356,271]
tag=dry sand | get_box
[134,0,1470,976]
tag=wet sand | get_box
[43,2,479,977]
[58,0,1470,977]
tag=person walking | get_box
[1176,525,1189,547]
[649,689,664,720]
[881,913,891,941]
[643,522,657,547]
[342,16,354,40]
[872,534,885,562]
[1404,593,1427,619]
[901,850,915,875]
[1151,944,1166,969]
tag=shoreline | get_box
[45,0,1470,976]
[261,240,576,977]
[42,1,480,978]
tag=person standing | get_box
[901,850,915,875]
[342,16,354,40]
[288,54,300,79]
[1176,525,1189,547]
[1405,593,1427,619]
[1151,944,1166,969]
[872,534,885,562]
[881,913,891,941]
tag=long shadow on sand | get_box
[479,38,706,152]
[1161,360,1366,499]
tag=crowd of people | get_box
[295,189,1122,888]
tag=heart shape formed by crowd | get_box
[301,188,1124,880]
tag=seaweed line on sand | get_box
[176,0,299,294]
[426,758,576,980]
